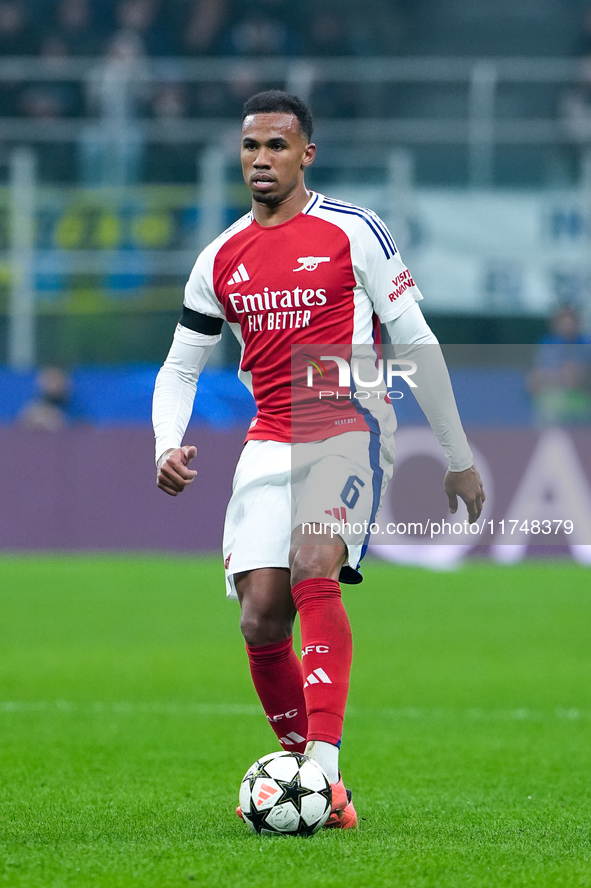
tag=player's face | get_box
[241,112,316,208]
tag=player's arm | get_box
[152,314,222,496]
[351,211,484,521]
[385,302,485,523]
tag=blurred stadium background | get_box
[1,0,591,561]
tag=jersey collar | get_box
[302,191,322,214]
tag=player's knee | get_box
[289,542,346,587]
[239,609,294,646]
[289,550,326,587]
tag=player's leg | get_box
[236,566,294,646]
[289,529,350,782]
[289,436,368,783]
[235,567,308,754]
[222,442,307,752]
[289,527,356,827]
[288,431,391,828]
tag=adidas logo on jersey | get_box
[303,667,332,688]
[325,507,347,522]
[227,263,250,286]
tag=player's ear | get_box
[301,142,316,170]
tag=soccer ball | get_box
[238,751,332,836]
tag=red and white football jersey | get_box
[182,192,422,442]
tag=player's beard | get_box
[251,191,282,207]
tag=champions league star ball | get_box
[239,751,332,836]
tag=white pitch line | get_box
[0,702,588,720]
[0,701,261,715]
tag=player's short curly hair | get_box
[242,90,314,141]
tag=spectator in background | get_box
[151,80,189,118]
[17,34,79,180]
[182,0,228,55]
[0,0,39,116]
[147,80,196,181]
[528,306,591,426]
[19,85,64,120]
[306,9,360,119]
[18,366,74,431]
[195,62,265,118]
[559,54,591,148]
[219,1,299,56]
[53,0,111,56]
[307,9,352,56]
[577,3,591,55]
[25,34,82,116]
[0,0,37,54]
[78,29,150,185]
[558,4,591,181]
[225,63,265,112]
[114,0,176,56]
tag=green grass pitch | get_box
[1,555,590,887]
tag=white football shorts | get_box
[223,430,394,598]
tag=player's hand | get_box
[156,445,197,496]
[444,465,485,524]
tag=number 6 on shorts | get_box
[340,475,365,509]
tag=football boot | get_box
[324,775,358,829]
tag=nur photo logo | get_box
[304,355,417,391]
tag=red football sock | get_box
[246,637,308,753]
[291,578,352,747]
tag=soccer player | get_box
[152,90,485,829]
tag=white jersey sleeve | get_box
[183,211,253,319]
[353,213,423,323]
[153,214,254,461]
[152,326,221,463]
[386,303,474,472]
[183,243,226,320]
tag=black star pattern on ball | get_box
[242,768,286,834]
[274,772,316,814]
[243,794,275,834]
